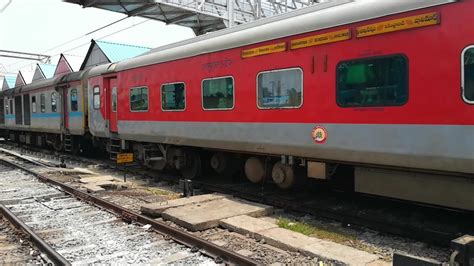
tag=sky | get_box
[0,0,195,85]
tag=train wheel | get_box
[210,152,241,178]
[179,150,202,180]
[52,139,63,152]
[244,157,266,183]
[272,162,295,189]
[210,153,227,174]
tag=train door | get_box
[23,94,30,126]
[0,97,4,124]
[60,86,69,130]
[108,78,118,133]
[14,96,23,125]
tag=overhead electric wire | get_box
[85,16,129,36]
[60,19,150,55]
[8,19,151,73]
[6,18,150,73]
[5,16,131,70]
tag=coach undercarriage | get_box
[1,126,473,212]
[1,129,93,155]
[122,139,474,212]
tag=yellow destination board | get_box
[290,29,351,50]
[117,153,133,164]
[356,12,440,38]
[242,42,287,58]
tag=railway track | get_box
[0,211,49,265]
[2,142,473,248]
[0,150,256,265]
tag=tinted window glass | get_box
[130,87,148,111]
[337,55,408,107]
[71,89,78,111]
[112,87,117,112]
[40,94,46,113]
[51,92,57,112]
[31,96,36,113]
[10,100,13,114]
[202,77,234,110]
[463,47,474,102]
[257,68,303,108]
[93,87,100,109]
[162,83,185,111]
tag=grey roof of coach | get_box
[103,0,455,74]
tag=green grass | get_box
[277,218,357,245]
[277,217,380,256]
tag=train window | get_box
[130,86,148,112]
[202,77,234,110]
[462,47,474,103]
[257,68,303,109]
[40,94,46,113]
[93,87,100,110]
[336,55,408,107]
[31,96,36,113]
[51,92,57,112]
[112,87,117,112]
[161,83,185,111]
[71,89,78,111]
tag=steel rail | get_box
[0,203,70,266]
[0,156,256,266]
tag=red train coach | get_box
[86,0,474,210]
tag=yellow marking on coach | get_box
[290,29,351,50]
[356,12,440,38]
[241,42,287,58]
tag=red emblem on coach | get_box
[311,126,328,144]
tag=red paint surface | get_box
[15,72,25,87]
[54,55,72,77]
[90,1,474,126]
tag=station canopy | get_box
[14,71,25,87]
[2,75,16,90]
[32,64,56,82]
[80,39,151,70]
[64,0,322,35]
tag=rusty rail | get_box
[0,154,256,265]
[0,203,71,266]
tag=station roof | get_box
[2,75,16,90]
[64,0,317,35]
[65,0,228,35]
[80,39,151,70]
[14,71,25,87]
[32,63,56,81]
[54,54,74,77]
